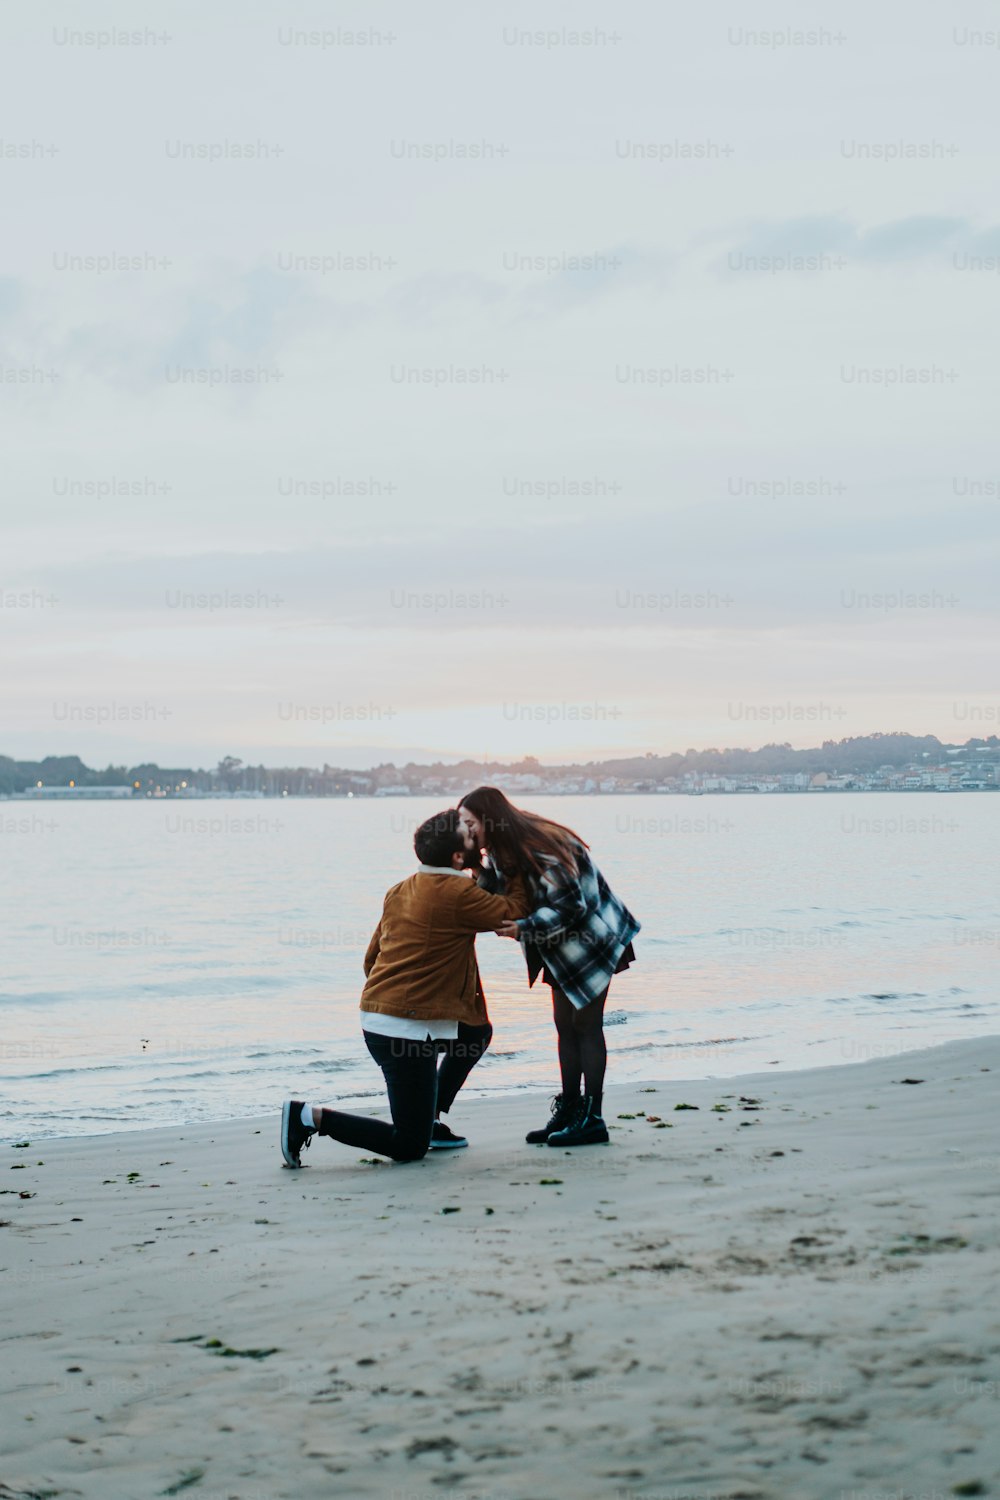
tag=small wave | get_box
[300,1057,361,1071]
[863,991,927,1003]
[0,991,76,1006]
[661,1034,756,1050]
[0,1060,131,1081]
[614,1034,756,1055]
[605,1010,628,1026]
[183,1058,360,1078]
[246,1047,326,1060]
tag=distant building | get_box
[490,773,545,792]
[19,784,133,799]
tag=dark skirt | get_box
[541,939,636,991]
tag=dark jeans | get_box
[316,1022,492,1163]
[437,1021,493,1115]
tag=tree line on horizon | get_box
[2,733,998,796]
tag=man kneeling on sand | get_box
[280,809,527,1168]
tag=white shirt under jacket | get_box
[358,864,470,1041]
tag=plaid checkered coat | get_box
[481,842,640,1010]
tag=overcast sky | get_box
[2,0,998,769]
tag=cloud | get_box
[18,502,999,633]
[0,274,24,317]
[160,265,323,369]
[714,214,984,273]
[856,215,965,261]
[0,261,343,394]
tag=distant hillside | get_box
[2,733,998,795]
[0,754,131,795]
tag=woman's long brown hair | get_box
[457,786,589,879]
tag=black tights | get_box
[551,985,610,1114]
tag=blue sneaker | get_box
[429,1120,468,1150]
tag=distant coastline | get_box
[3,731,998,799]
[4,781,999,802]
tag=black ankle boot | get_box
[546,1095,609,1147]
[525,1091,581,1144]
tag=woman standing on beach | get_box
[457,787,640,1148]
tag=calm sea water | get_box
[3,793,998,1141]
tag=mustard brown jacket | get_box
[360,865,529,1026]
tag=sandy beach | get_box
[3,1035,999,1500]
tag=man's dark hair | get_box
[414,808,465,867]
